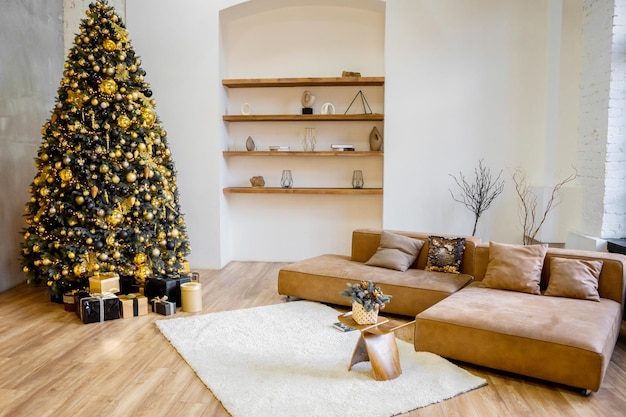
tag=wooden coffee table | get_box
[338,311,414,381]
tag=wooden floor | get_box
[1,261,625,417]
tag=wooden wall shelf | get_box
[223,151,383,157]
[223,114,383,122]
[223,187,383,195]
[222,77,384,88]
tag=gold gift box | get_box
[89,272,120,294]
[118,293,148,318]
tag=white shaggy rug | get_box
[156,301,486,417]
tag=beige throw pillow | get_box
[482,241,548,295]
[544,257,602,301]
[365,231,424,272]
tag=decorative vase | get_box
[352,301,379,325]
[302,128,316,151]
[369,126,383,151]
[246,136,256,151]
[352,170,364,189]
[280,170,293,188]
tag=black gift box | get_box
[74,291,92,319]
[120,275,141,294]
[144,276,191,307]
[76,294,121,324]
[151,299,176,315]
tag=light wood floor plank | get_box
[0,261,625,417]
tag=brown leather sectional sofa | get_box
[277,228,626,393]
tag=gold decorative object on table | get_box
[340,280,391,325]
[351,301,378,324]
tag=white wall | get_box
[126,0,225,268]
[123,0,584,268]
[384,0,582,243]
[0,0,64,292]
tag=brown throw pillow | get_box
[544,257,602,301]
[481,241,547,294]
[424,236,465,274]
[365,231,424,272]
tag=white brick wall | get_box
[578,0,626,239]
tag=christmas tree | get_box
[20,1,191,297]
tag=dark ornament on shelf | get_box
[345,90,373,115]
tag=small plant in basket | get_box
[340,280,391,312]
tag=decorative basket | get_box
[352,301,379,325]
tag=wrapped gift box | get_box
[119,293,148,318]
[89,272,120,294]
[151,298,176,315]
[120,275,141,294]
[63,291,77,312]
[74,291,92,319]
[76,293,120,324]
[144,275,191,307]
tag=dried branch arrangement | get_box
[449,159,505,236]
[512,168,577,245]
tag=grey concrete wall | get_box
[0,0,64,292]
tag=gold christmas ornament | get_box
[106,209,124,226]
[60,168,73,181]
[134,252,147,265]
[136,264,152,280]
[103,39,117,51]
[117,115,131,128]
[141,108,156,127]
[73,264,87,276]
[99,78,118,95]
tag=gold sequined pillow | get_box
[425,236,466,274]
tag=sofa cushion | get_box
[365,230,424,271]
[415,283,623,391]
[481,241,547,294]
[425,236,465,274]
[544,257,603,302]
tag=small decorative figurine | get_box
[250,176,265,188]
[369,126,383,151]
[245,136,256,151]
[301,90,315,114]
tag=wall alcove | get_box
[218,0,386,262]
